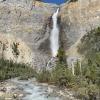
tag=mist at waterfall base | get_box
[50,8,59,57]
[42,0,65,4]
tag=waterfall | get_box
[50,8,59,57]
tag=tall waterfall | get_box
[50,8,59,57]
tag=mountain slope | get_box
[0,0,100,68]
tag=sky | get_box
[42,0,66,5]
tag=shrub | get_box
[36,68,51,83]
[0,59,37,81]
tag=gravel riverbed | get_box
[0,78,77,100]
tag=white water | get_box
[46,57,54,68]
[46,57,57,68]
[50,8,59,57]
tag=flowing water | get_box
[46,8,60,68]
[9,7,72,100]
[10,79,61,100]
[50,8,59,57]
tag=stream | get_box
[10,79,61,100]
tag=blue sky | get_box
[42,0,66,4]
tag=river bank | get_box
[0,78,77,100]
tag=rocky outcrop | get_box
[0,34,33,64]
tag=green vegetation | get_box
[0,59,37,81]
[37,48,75,88]
[0,27,100,99]
[37,27,100,99]
[78,27,100,88]
[76,27,100,99]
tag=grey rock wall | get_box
[60,0,100,49]
[0,0,58,69]
[60,0,100,66]
[0,0,100,69]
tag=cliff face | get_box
[60,0,100,58]
[0,0,58,68]
[0,0,100,68]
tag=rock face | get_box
[60,0,100,58]
[0,0,100,68]
[0,0,58,68]
[0,34,33,64]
